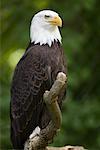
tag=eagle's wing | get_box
[10,47,50,147]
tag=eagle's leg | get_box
[29,126,41,139]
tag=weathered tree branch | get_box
[46,146,87,150]
[24,72,86,150]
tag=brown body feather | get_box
[10,41,66,149]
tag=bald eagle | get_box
[10,10,66,149]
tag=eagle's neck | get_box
[30,25,62,47]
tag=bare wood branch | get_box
[46,146,87,150]
[24,72,86,150]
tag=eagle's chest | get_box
[45,46,61,69]
[42,46,63,85]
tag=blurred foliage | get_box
[0,0,100,149]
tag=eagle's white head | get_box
[30,10,62,47]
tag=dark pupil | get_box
[45,15,50,18]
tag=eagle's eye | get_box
[44,15,50,19]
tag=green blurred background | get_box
[0,0,100,149]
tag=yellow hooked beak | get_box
[49,16,62,27]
